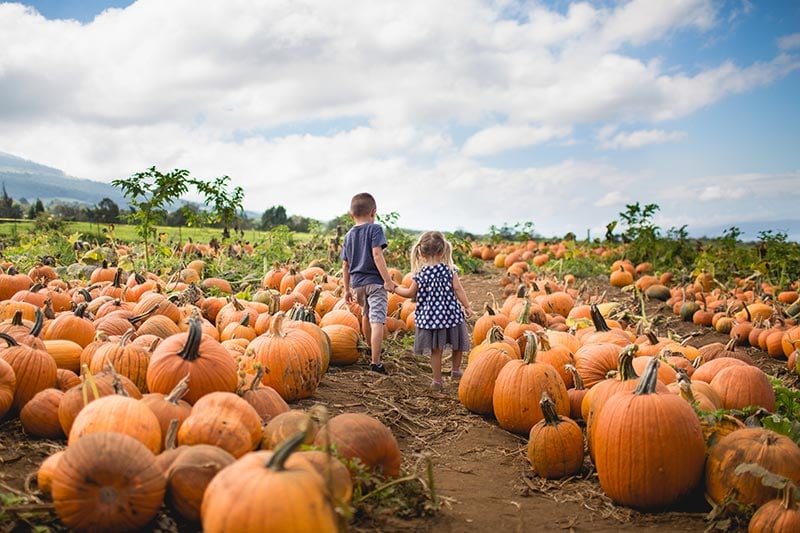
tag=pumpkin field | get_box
[0,219,799,533]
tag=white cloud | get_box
[462,124,571,157]
[0,0,796,237]
[697,186,747,201]
[599,129,687,150]
[778,33,800,51]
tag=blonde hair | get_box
[410,231,455,273]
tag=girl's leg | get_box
[451,350,464,376]
[430,348,443,384]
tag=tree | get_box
[0,184,14,218]
[94,198,120,224]
[112,166,192,271]
[260,206,288,230]
[194,175,244,239]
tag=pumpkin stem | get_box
[485,325,505,344]
[268,312,287,338]
[564,364,584,390]
[0,332,19,347]
[522,331,539,364]
[31,308,44,337]
[165,374,190,404]
[248,366,265,392]
[266,430,307,472]
[632,357,661,395]
[178,317,204,362]
[539,392,561,426]
[164,418,179,451]
[484,302,496,316]
[80,364,101,405]
[590,303,611,332]
[516,300,531,325]
[617,344,640,381]
[10,310,23,327]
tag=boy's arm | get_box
[342,259,354,302]
[372,246,397,291]
[393,280,417,299]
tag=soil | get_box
[1,264,798,532]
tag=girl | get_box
[393,231,474,389]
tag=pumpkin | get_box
[592,358,705,510]
[146,317,238,405]
[0,357,15,419]
[51,432,166,532]
[242,312,323,402]
[140,376,192,438]
[705,428,800,508]
[261,409,320,450]
[313,412,402,478]
[564,364,586,420]
[44,339,83,374]
[321,323,365,365]
[201,431,338,533]
[492,331,570,435]
[177,391,262,458]
[458,344,513,416]
[163,444,236,522]
[472,303,510,346]
[573,342,623,389]
[748,483,800,533]
[710,364,776,411]
[37,450,64,497]
[0,332,57,412]
[238,367,290,425]
[527,392,584,479]
[291,449,354,506]
[89,329,150,393]
[44,303,96,348]
[691,356,748,383]
[20,388,65,439]
[68,392,163,454]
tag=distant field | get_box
[0,219,308,244]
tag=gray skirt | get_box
[413,323,471,356]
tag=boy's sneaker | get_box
[370,362,388,374]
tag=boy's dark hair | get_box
[350,192,377,217]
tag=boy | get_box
[341,192,398,374]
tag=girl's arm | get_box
[393,280,418,299]
[452,272,474,318]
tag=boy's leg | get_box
[369,321,383,365]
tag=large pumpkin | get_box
[51,432,166,532]
[146,317,238,404]
[0,332,57,412]
[705,427,800,508]
[458,344,512,416]
[68,393,163,454]
[242,312,322,402]
[592,358,705,510]
[201,431,338,532]
[492,331,569,435]
[313,412,402,478]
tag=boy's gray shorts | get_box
[354,283,388,324]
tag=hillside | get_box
[0,151,127,207]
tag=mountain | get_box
[0,151,127,207]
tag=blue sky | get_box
[0,0,798,239]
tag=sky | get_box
[0,0,798,239]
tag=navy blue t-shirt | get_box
[341,223,388,288]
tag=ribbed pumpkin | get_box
[146,317,238,405]
[261,409,320,450]
[44,303,96,348]
[458,344,513,416]
[705,428,800,508]
[37,450,63,497]
[162,443,236,522]
[243,312,322,402]
[313,412,402,478]
[177,391,262,458]
[89,329,150,392]
[574,342,623,389]
[492,331,569,435]
[68,392,163,454]
[319,308,361,332]
[0,332,57,412]
[238,367,290,425]
[43,339,83,374]
[0,357,15,419]
[710,364,776,411]
[593,358,705,510]
[140,376,192,438]
[201,431,338,533]
[748,483,800,533]
[20,388,65,439]
[528,392,584,479]
[51,432,166,533]
[284,318,332,374]
[322,323,365,365]
[472,304,510,346]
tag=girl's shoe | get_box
[430,379,443,390]
[451,369,463,380]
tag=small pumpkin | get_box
[527,392,584,479]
